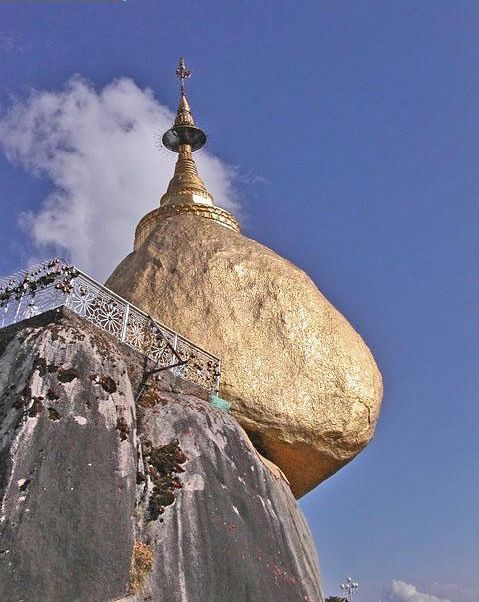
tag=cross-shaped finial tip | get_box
[176,57,192,94]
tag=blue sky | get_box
[0,2,477,601]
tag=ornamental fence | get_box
[0,259,220,393]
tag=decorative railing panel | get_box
[66,274,128,339]
[0,259,220,393]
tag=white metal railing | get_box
[0,259,220,393]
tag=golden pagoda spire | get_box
[144,57,239,235]
[160,142,214,207]
[134,58,239,249]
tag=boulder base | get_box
[107,214,383,496]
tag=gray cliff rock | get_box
[0,309,323,602]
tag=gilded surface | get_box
[174,94,195,127]
[158,58,239,233]
[155,143,239,233]
[106,215,383,497]
[135,205,239,250]
[160,144,214,207]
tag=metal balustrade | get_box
[0,259,220,393]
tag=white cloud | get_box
[429,582,479,602]
[0,75,239,280]
[385,580,451,602]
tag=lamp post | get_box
[340,577,359,602]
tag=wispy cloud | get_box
[0,75,239,280]
[385,580,451,602]
[429,582,479,602]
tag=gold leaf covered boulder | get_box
[106,59,383,497]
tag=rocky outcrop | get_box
[0,309,323,602]
[106,214,383,497]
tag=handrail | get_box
[0,259,220,394]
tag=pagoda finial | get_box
[141,57,240,237]
[162,57,206,152]
[176,57,191,96]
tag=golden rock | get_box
[107,58,383,497]
[106,214,383,497]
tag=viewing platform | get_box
[0,259,220,394]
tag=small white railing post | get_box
[12,293,24,324]
[120,303,130,342]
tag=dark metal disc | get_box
[162,126,207,152]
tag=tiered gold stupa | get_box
[107,58,383,497]
[134,58,238,250]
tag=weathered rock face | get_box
[0,311,137,601]
[0,310,324,602]
[106,214,383,497]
